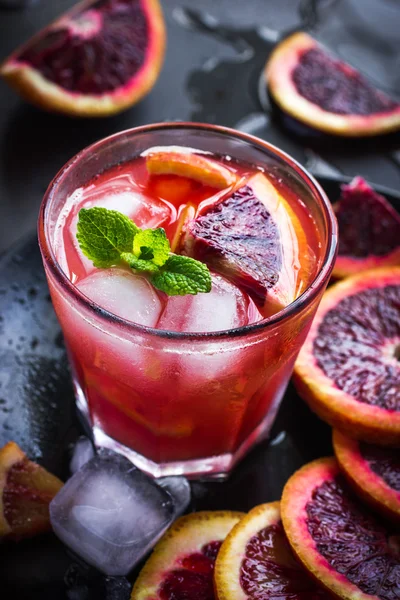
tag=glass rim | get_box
[38,122,338,341]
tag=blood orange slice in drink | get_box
[281,458,400,600]
[0,442,63,540]
[265,32,400,137]
[215,501,330,599]
[146,150,239,189]
[0,0,166,117]
[183,172,313,316]
[333,177,400,279]
[294,267,400,445]
[333,430,400,523]
[131,511,244,600]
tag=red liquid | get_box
[49,148,322,471]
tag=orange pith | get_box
[146,151,239,189]
[248,173,313,313]
[0,441,63,540]
[131,511,244,600]
[0,0,166,117]
[215,501,329,600]
[171,203,196,252]
[333,430,400,523]
[294,267,400,445]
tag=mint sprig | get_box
[152,255,211,296]
[77,207,211,296]
[133,228,170,266]
[77,207,139,268]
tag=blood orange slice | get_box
[146,150,239,189]
[131,511,244,600]
[333,177,400,279]
[333,429,400,523]
[281,457,400,600]
[183,172,312,316]
[215,501,330,599]
[294,267,400,445]
[266,32,400,137]
[0,441,63,540]
[0,0,166,117]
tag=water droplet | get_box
[270,431,286,446]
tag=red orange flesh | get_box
[215,501,330,600]
[131,511,244,600]
[0,441,63,540]
[333,429,400,523]
[333,177,400,279]
[282,457,400,600]
[294,267,400,445]
[0,0,166,117]
[266,32,400,137]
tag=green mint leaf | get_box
[76,207,212,297]
[151,255,212,296]
[120,252,159,273]
[77,207,140,268]
[133,228,170,266]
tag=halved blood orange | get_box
[131,511,244,600]
[0,0,166,117]
[215,501,330,599]
[146,151,239,189]
[281,457,400,600]
[333,429,400,523]
[183,172,313,316]
[265,32,400,137]
[294,267,400,445]
[333,177,400,279]
[0,441,63,540]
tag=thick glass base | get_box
[74,377,285,480]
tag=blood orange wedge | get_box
[333,177,400,279]
[294,267,400,445]
[131,511,244,600]
[0,441,63,540]
[265,32,400,137]
[146,150,239,189]
[333,430,400,523]
[215,501,330,599]
[183,172,312,316]
[0,0,166,117]
[281,457,400,600]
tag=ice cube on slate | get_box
[50,450,175,576]
[70,436,96,475]
[157,477,191,517]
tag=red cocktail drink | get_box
[39,124,337,478]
